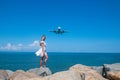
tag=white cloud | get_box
[0,40,40,51]
[29,40,39,47]
[0,43,23,51]
[18,44,23,47]
[6,43,12,50]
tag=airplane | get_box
[49,27,68,34]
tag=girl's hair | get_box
[41,35,46,41]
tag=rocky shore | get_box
[0,63,120,80]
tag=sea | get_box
[0,52,120,73]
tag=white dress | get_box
[35,41,47,57]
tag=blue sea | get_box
[0,52,120,73]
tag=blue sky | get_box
[0,0,120,52]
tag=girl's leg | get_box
[40,57,44,68]
[44,53,48,67]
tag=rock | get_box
[27,77,43,80]
[91,66,103,75]
[103,63,120,71]
[69,64,107,80]
[42,70,82,80]
[0,70,8,80]
[91,63,120,78]
[107,71,120,80]
[6,70,14,78]
[2,63,120,80]
[27,67,52,77]
[28,69,82,80]
[29,64,107,80]
[9,70,40,80]
[102,63,120,78]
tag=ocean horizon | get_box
[0,52,120,73]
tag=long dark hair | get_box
[41,35,46,41]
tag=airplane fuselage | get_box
[58,28,61,34]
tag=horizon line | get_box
[0,51,120,54]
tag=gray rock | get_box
[6,70,14,78]
[91,66,103,75]
[42,70,82,80]
[91,63,120,78]
[103,63,120,71]
[102,63,120,78]
[0,70,8,80]
[27,67,52,77]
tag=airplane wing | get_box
[61,30,68,33]
[49,30,69,34]
[49,30,58,34]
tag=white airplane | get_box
[49,27,68,34]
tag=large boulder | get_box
[69,64,107,80]
[27,67,52,77]
[107,71,120,80]
[103,63,120,80]
[6,70,14,78]
[91,66,103,75]
[103,63,120,71]
[0,70,9,80]
[29,70,82,80]
[9,70,40,80]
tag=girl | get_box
[36,35,48,68]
